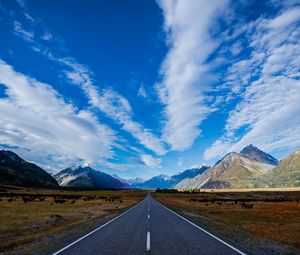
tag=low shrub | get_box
[53,199,67,204]
[240,202,253,209]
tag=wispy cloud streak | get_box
[157,0,228,150]
[204,4,300,160]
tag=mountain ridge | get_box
[0,150,58,188]
[240,144,278,165]
[176,145,278,189]
[135,165,209,189]
[1,145,299,190]
[54,165,127,189]
[254,149,300,188]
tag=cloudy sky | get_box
[0,0,299,178]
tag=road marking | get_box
[51,199,145,255]
[146,231,151,251]
[148,214,150,219]
[154,199,247,255]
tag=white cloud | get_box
[6,3,168,166]
[0,60,117,172]
[268,7,300,29]
[41,32,53,41]
[157,0,228,150]
[204,5,300,160]
[230,41,243,56]
[177,157,183,167]
[62,61,167,155]
[140,154,161,168]
[138,85,147,98]
[10,12,168,157]
[13,21,34,42]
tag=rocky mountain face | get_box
[255,149,300,188]
[177,145,278,189]
[240,144,278,165]
[0,150,58,188]
[54,165,127,189]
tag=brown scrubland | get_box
[0,186,146,253]
[154,189,300,254]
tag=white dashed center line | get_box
[148,214,150,219]
[146,231,151,251]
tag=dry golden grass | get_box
[0,187,147,252]
[178,187,300,192]
[154,190,300,250]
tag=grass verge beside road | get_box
[0,186,146,254]
[153,189,300,255]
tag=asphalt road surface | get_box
[52,193,246,255]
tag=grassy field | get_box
[0,186,147,253]
[154,189,300,254]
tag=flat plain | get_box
[0,186,146,254]
[154,189,300,255]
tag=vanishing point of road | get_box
[51,193,246,255]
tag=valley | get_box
[1,144,300,191]
[0,146,300,254]
[0,1,299,254]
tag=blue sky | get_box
[0,0,299,179]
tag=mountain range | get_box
[176,145,277,189]
[134,164,209,189]
[53,163,209,190]
[0,145,299,189]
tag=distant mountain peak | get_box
[189,163,207,169]
[81,162,91,168]
[70,163,93,172]
[240,144,258,153]
[240,144,278,165]
[156,174,171,180]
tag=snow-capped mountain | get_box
[135,165,209,190]
[110,174,146,187]
[189,163,207,169]
[127,177,146,186]
[111,174,130,185]
[54,165,127,189]
[134,174,172,189]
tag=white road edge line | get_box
[146,231,151,251]
[51,199,145,255]
[154,199,247,255]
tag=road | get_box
[52,193,246,255]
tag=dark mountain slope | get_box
[0,150,58,188]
